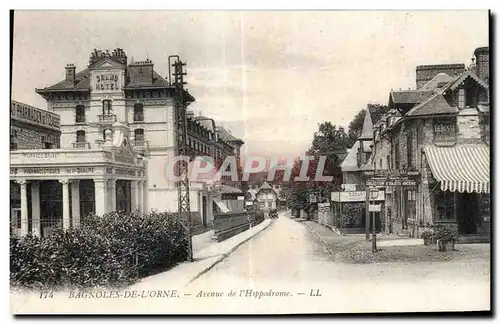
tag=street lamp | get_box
[369,188,379,253]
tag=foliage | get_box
[341,203,365,228]
[421,230,434,240]
[283,122,349,210]
[10,211,188,290]
[435,225,459,244]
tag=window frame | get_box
[133,103,144,122]
[435,190,456,222]
[102,100,113,116]
[75,105,86,123]
[76,130,86,143]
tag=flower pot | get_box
[423,238,432,246]
[437,240,447,252]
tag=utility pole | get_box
[371,188,378,253]
[169,55,193,262]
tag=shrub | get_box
[421,230,434,240]
[435,225,458,244]
[10,211,188,290]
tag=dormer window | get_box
[458,88,465,109]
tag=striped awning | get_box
[423,145,490,193]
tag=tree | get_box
[347,104,390,146]
[283,122,350,210]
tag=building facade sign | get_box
[115,168,136,177]
[65,167,96,174]
[11,101,60,131]
[433,118,457,145]
[92,72,122,92]
[331,190,385,202]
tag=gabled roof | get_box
[218,126,244,144]
[442,70,489,93]
[390,90,434,104]
[341,141,360,172]
[45,69,91,91]
[358,108,374,140]
[419,73,455,91]
[406,93,458,117]
[259,182,272,190]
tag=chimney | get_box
[474,47,489,83]
[128,59,154,86]
[65,64,76,86]
[416,64,465,89]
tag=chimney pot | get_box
[65,64,76,86]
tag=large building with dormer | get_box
[29,48,244,231]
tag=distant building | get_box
[246,182,286,211]
[10,100,61,150]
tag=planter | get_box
[423,237,433,246]
[437,239,455,252]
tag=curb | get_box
[300,221,336,258]
[184,219,274,287]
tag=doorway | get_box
[457,192,479,234]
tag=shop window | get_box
[75,105,86,123]
[435,190,455,221]
[76,130,86,143]
[102,100,112,115]
[133,103,144,122]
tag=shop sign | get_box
[433,118,457,145]
[22,152,58,159]
[333,190,385,202]
[24,168,60,175]
[11,101,60,130]
[65,167,96,174]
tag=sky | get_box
[11,11,489,159]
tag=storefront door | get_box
[457,192,479,234]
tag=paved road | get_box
[10,213,490,314]
[184,213,490,313]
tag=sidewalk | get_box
[129,218,273,289]
[299,220,490,264]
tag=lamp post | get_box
[370,188,379,253]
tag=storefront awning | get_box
[423,145,490,193]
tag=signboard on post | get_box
[369,204,381,212]
[309,194,317,203]
[331,191,385,202]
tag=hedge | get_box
[10,211,189,290]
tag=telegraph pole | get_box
[169,55,193,262]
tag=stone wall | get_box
[11,123,60,150]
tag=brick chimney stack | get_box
[65,64,76,86]
[474,47,489,83]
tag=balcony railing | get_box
[98,114,117,123]
[134,140,149,150]
[72,142,91,149]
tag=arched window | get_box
[76,130,86,143]
[102,100,112,116]
[134,129,144,143]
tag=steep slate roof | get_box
[218,126,244,143]
[406,70,488,117]
[406,93,458,117]
[442,70,489,93]
[341,142,360,172]
[390,90,434,104]
[358,108,374,140]
[419,73,455,91]
[45,69,91,91]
